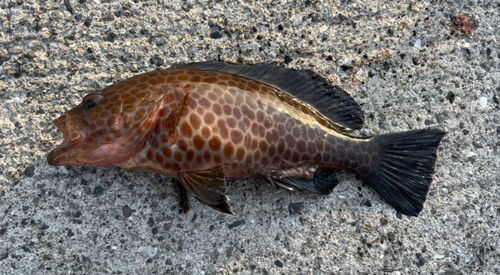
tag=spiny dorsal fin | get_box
[177,165,234,215]
[173,62,363,132]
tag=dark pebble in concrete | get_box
[446,92,455,104]
[106,32,117,42]
[274,260,283,267]
[68,229,75,237]
[228,219,245,229]
[416,254,426,267]
[473,141,483,148]
[210,32,222,39]
[0,228,6,235]
[209,225,214,232]
[102,12,115,21]
[380,217,389,225]
[122,205,135,218]
[341,64,353,71]
[0,252,8,261]
[23,166,35,177]
[284,55,292,64]
[362,200,372,207]
[93,186,104,196]
[493,94,499,104]
[289,202,303,215]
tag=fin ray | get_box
[177,165,234,215]
[358,129,446,216]
[268,168,338,195]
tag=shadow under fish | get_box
[47,62,445,216]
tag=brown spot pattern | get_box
[76,68,352,180]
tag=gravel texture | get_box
[1,0,499,274]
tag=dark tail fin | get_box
[358,129,446,216]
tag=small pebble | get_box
[14,97,20,104]
[414,40,422,49]
[491,94,499,105]
[435,113,448,123]
[293,17,303,26]
[122,205,135,218]
[102,12,115,21]
[93,186,104,196]
[23,166,35,177]
[289,202,303,215]
[228,219,245,229]
[274,260,283,267]
[0,252,8,261]
[479,97,487,108]
[210,32,222,39]
[446,92,455,104]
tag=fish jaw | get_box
[47,113,98,166]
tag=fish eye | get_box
[84,98,97,109]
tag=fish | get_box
[47,62,446,216]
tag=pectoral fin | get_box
[177,165,234,215]
[164,91,190,144]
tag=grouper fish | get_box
[47,62,445,216]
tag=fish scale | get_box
[48,62,445,216]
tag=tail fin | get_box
[359,129,446,216]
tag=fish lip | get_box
[47,146,67,166]
[47,113,88,166]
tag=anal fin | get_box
[178,165,234,215]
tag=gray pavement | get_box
[0,0,499,274]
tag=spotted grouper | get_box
[47,62,445,216]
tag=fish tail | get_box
[358,129,446,216]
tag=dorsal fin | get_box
[173,62,363,132]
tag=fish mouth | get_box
[47,113,89,166]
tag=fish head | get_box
[48,77,166,167]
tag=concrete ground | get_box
[1,0,499,274]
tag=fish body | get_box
[48,62,445,216]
